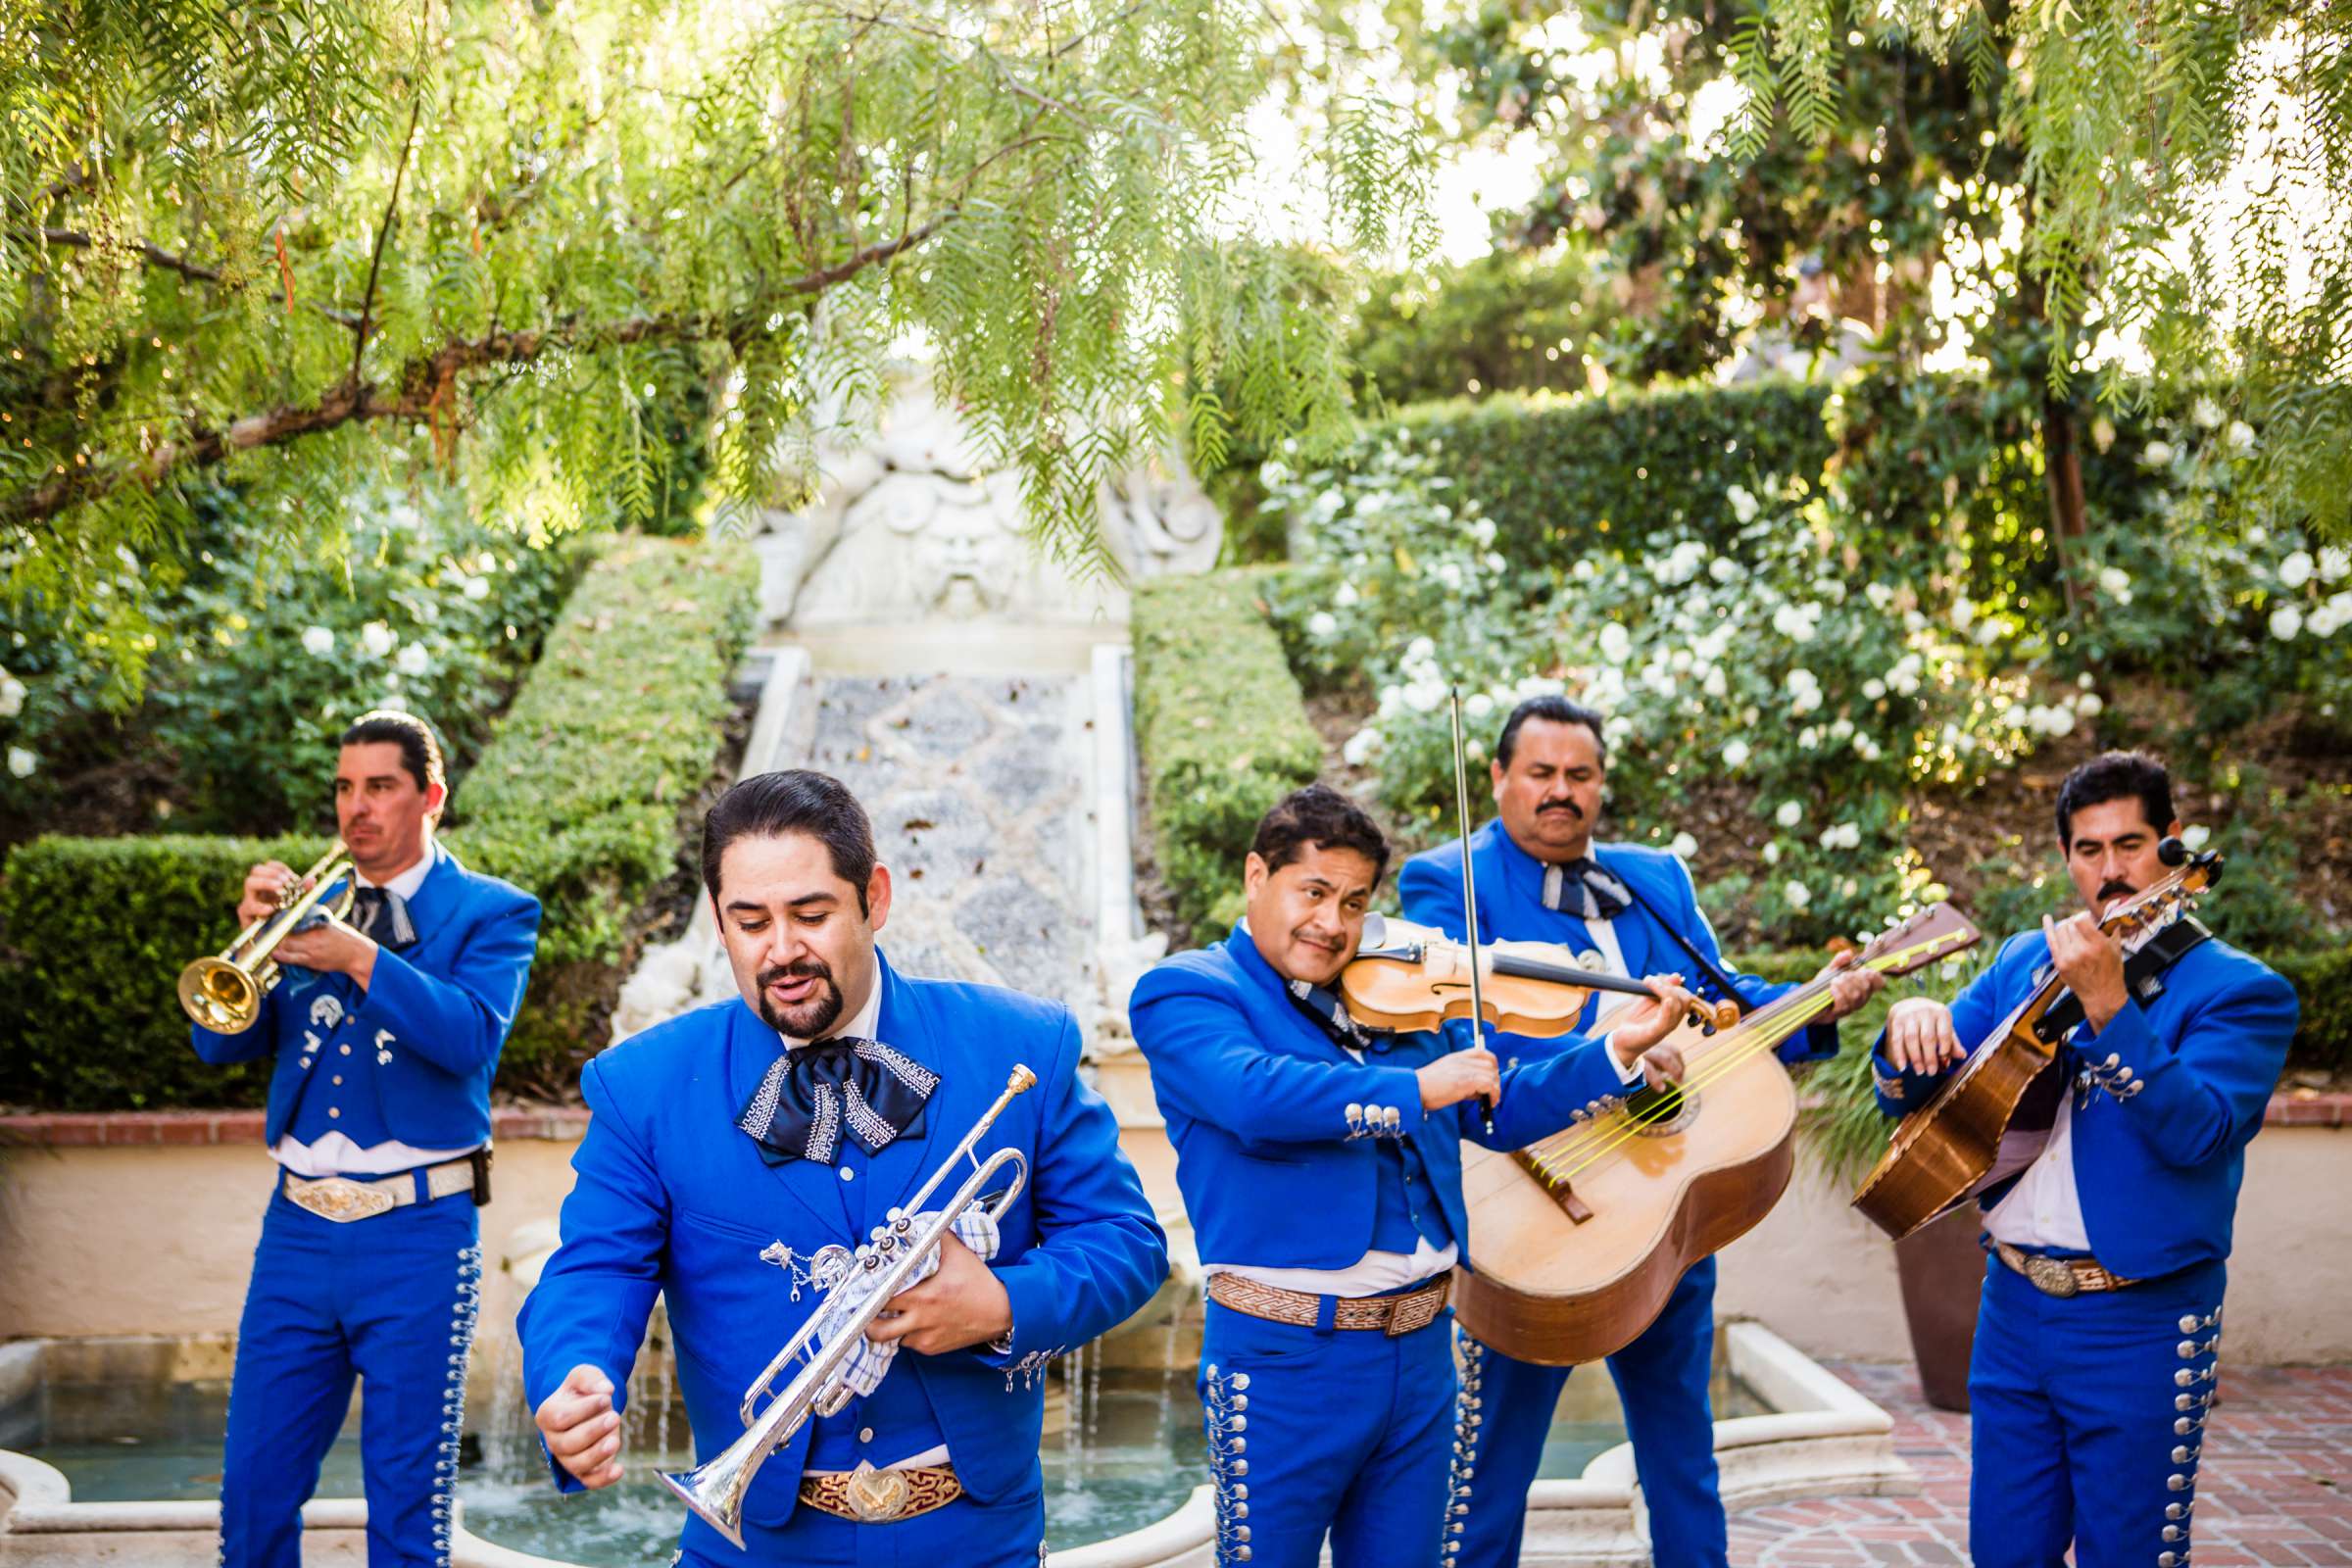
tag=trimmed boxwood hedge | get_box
[0,535,760,1110]
[1134,569,1323,945]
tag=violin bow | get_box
[1448,685,1499,1136]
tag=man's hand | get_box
[1883,997,1965,1074]
[272,913,378,987]
[2044,910,2130,1031]
[535,1364,624,1489]
[1815,949,1887,1021]
[1608,973,1700,1066]
[237,860,298,927]
[1629,1040,1686,1093]
[1416,1045,1500,1112]
[864,1234,1014,1356]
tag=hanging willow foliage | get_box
[0,0,1419,688]
[1726,0,2351,538]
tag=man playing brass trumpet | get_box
[190,710,543,1568]
[519,769,1167,1565]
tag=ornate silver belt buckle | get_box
[2024,1253,2082,1298]
[288,1176,396,1223]
[843,1460,912,1522]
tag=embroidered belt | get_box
[281,1154,478,1223]
[1208,1272,1451,1336]
[797,1461,963,1523]
[1995,1242,2142,1297]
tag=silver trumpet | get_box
[661,1063,1038,1548]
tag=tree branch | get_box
[30,227,223,285]
[3,212,958,530]
[352,94,427,388]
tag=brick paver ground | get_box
[1727,1361,2352,1566]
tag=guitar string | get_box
[1521,934,1958,1182]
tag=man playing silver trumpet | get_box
[518,769,1167,1565]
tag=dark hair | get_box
[701,769,878,912]
[340,710,447,798]
[2055,751,2176,846]
[1494,695,1609,770]
[1250,783,1390,884]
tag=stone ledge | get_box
[0,1105,590,1148]
[2265,1089,2352,1127]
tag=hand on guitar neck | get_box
[2041,909,2131,1031]
[1602,972,1704,1092]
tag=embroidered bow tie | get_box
[1542,858,1632,922]
[1286,978,1390,1054]
[349,887,418,951]
[738,1037,941,1166]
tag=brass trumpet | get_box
[177,842,357,1033]
[661,1063,1038,1548]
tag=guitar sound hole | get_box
[1624,1082,1699,1135]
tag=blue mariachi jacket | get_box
[1399,820,1838,1068]
[189,843,541,1152]
[1871,926,2298,1280]
[515,955,1167,1549]
[1127,927,1635,1273]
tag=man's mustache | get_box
[2097,879,2136,906]
[758,956,835,991]
[1539,799,1584,818]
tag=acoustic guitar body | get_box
[1452,1042,1798,1367]
[1849,1019,2055,1241]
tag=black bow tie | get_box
[1542,858,1631,921]
[350,887,418,951]
[1286,978,1390,1054]
[737,1037,941,1166]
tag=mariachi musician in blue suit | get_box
[519,769,1167,1567]
[1398,696,1883,1568]
[1872,751,2298,1568]
[190,710,543,1568]
[1130,783,1702,1568]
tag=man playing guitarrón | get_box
[1873,751,2298,1568]
[1400,695,1883,1568]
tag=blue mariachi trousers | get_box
[1453,1257,1727,1568]
[678,1488,1046,1568]
[1968,1250,2226,1568]
[1195,1295,1459,1568]
[219,1184,483,1568]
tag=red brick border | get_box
[0,1105,590,1147]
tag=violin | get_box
[1337,913,1739,1040]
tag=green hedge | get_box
[1134,570,1323,944]
[0,535,760,1110]
[1374,380,1836,570]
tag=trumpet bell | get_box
[660,1459,751,1551]
[178,956,263,1034]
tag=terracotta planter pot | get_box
[1891,1205,1984,1412]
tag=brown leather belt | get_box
[797,1461,962,1523]
[1995,1242,2142,1297]
[1208,1272,1451,1336]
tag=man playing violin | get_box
[1872,751,2298,1568]
[1127,783,1699,1568]
[1399,695,1884,1568]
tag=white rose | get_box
[2320,547,2351,583]
[6,745,34,778]
[1862,678,1886,701]
[1784,880,1812,910]
[395,643,431,676]
[1334,582,1360,608]
[1763,842,1782,865]
[1727,484,1760,524]
[1776,800,1803,828]
[360,621,397,659]
[2143,440,2175,466]
[1406,635,1437,663]
[2180,824,2212,852]
[2270,606,2302,641]
[1403,679,1446,713]
[0,674,24,719]
[301,626,336,658]
[1307,612,1340,638]
[1471,517,1497,548]
[2307,605,2340,638]
[1341,727,1384,766]
[462,575,492,602]
[2279,551,2316,589]
[1723,739,1750,768]
[2191,397,2223,429]
[2077,692,2104,716]
[1598,622,1634,663]
[1710,558,1740,583]
[1464,693,1494,719]
[1703,666,1728,699]
[1669,831,1699,860]
[2227,420,2256,454]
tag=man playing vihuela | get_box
[1400,695,1884,1568]
[1128,783,1702,1568]
[1872,751,2298,1568]
[192,710,543,1568]
[521,769,1167,1566]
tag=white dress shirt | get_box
[1983,1084,2091,1250]
[271,843,481,1178]
[777,982,953,1474]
